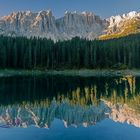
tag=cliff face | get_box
[0,10,140,41]
[100,11,140,39]
[55,11,106,40]
[0,10,107,41]
[0,11,59,41]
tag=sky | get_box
[0,0,140,18]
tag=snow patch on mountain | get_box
[0,10,140,40]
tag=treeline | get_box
[0,34,140,69]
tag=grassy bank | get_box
[45,69,140,77]
[0,69,140,77]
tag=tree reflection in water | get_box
[0,75,139,128]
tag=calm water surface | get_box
[0,75,140,140]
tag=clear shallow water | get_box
[0,75,140,140]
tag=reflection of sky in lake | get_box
[0,119,140,140]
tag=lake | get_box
[0,75,140,140]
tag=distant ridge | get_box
[0,10,140,40]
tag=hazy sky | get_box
[0,0,140,18]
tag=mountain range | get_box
[0,10,140,41]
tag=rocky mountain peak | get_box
[0,10,140,41]
[107,11,140,27]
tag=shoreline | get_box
[46,69,140,77]
[0,69,140,77]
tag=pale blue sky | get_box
[0,0,140,18]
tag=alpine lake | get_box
[0,72,140,140]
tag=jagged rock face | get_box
[104,11,140,36]
[0,10,140,41]
[107,11,140,28]
[56,11,107,40]
[0,10,60,41]
[0,10,107,41]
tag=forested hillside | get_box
[0,34,140,69]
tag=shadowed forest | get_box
[0,34,140,69]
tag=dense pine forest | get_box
[0,34,140,70]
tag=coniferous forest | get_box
[0,33,140,70]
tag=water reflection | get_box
[0,100,108,128]
[0,75,140,128]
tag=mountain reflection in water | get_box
[0,75,140,128]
